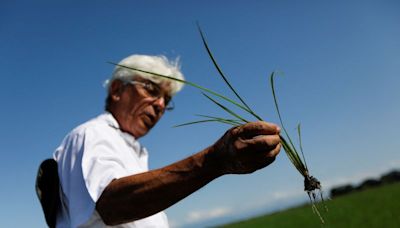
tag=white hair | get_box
[105,54,185,95]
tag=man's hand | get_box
[211,121,281,174]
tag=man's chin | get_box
[134,121,152,138]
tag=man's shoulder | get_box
[68,113,115,139]
[54,113,121,163]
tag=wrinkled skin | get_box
[108,77,171,138]
[211,121,281,175]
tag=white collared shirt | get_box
[54,113,169,228]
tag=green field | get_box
[218,182,400,228]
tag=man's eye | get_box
[147,84,160,95]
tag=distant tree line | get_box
[330,169,400,198]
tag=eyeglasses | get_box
[124,80,174,111]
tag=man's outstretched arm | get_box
[96,121,281,225]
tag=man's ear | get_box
[109,80,124,101]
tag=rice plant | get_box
[109,25,327,223]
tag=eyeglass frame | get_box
[122,80,175,111]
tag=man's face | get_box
[109,77,172,138]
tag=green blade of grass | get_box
[202,92,250,123]
[195,114,244,125]
[281,141,305,176]
[270,72,298,150]
[173,119,239,128]
[297,123,309,171]
[270,72,308,176]
[284,138,307,175]
[197,23,263,121]
[108,62,255,116]
[190,29,311,178]
[281,136,308,177]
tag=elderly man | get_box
[53,54,281,227]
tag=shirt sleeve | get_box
[55,123,129,227]
[81,124,128,203]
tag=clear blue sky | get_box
[1,0,400,227]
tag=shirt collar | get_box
[102,111,120,130]
[101,112,146,156]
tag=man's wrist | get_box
[199,146,227,178]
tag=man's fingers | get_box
[255,143,281,165]
[235,121,280,139]
[265,143,281,158]
[251,143,281,170]
[236,134,281,152]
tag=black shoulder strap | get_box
[35,159,60,228]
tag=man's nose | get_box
[153,97,166,113]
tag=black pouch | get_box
[35,159,60,228]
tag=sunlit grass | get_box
[218,183,400,228]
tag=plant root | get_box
[304,175,328,224]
